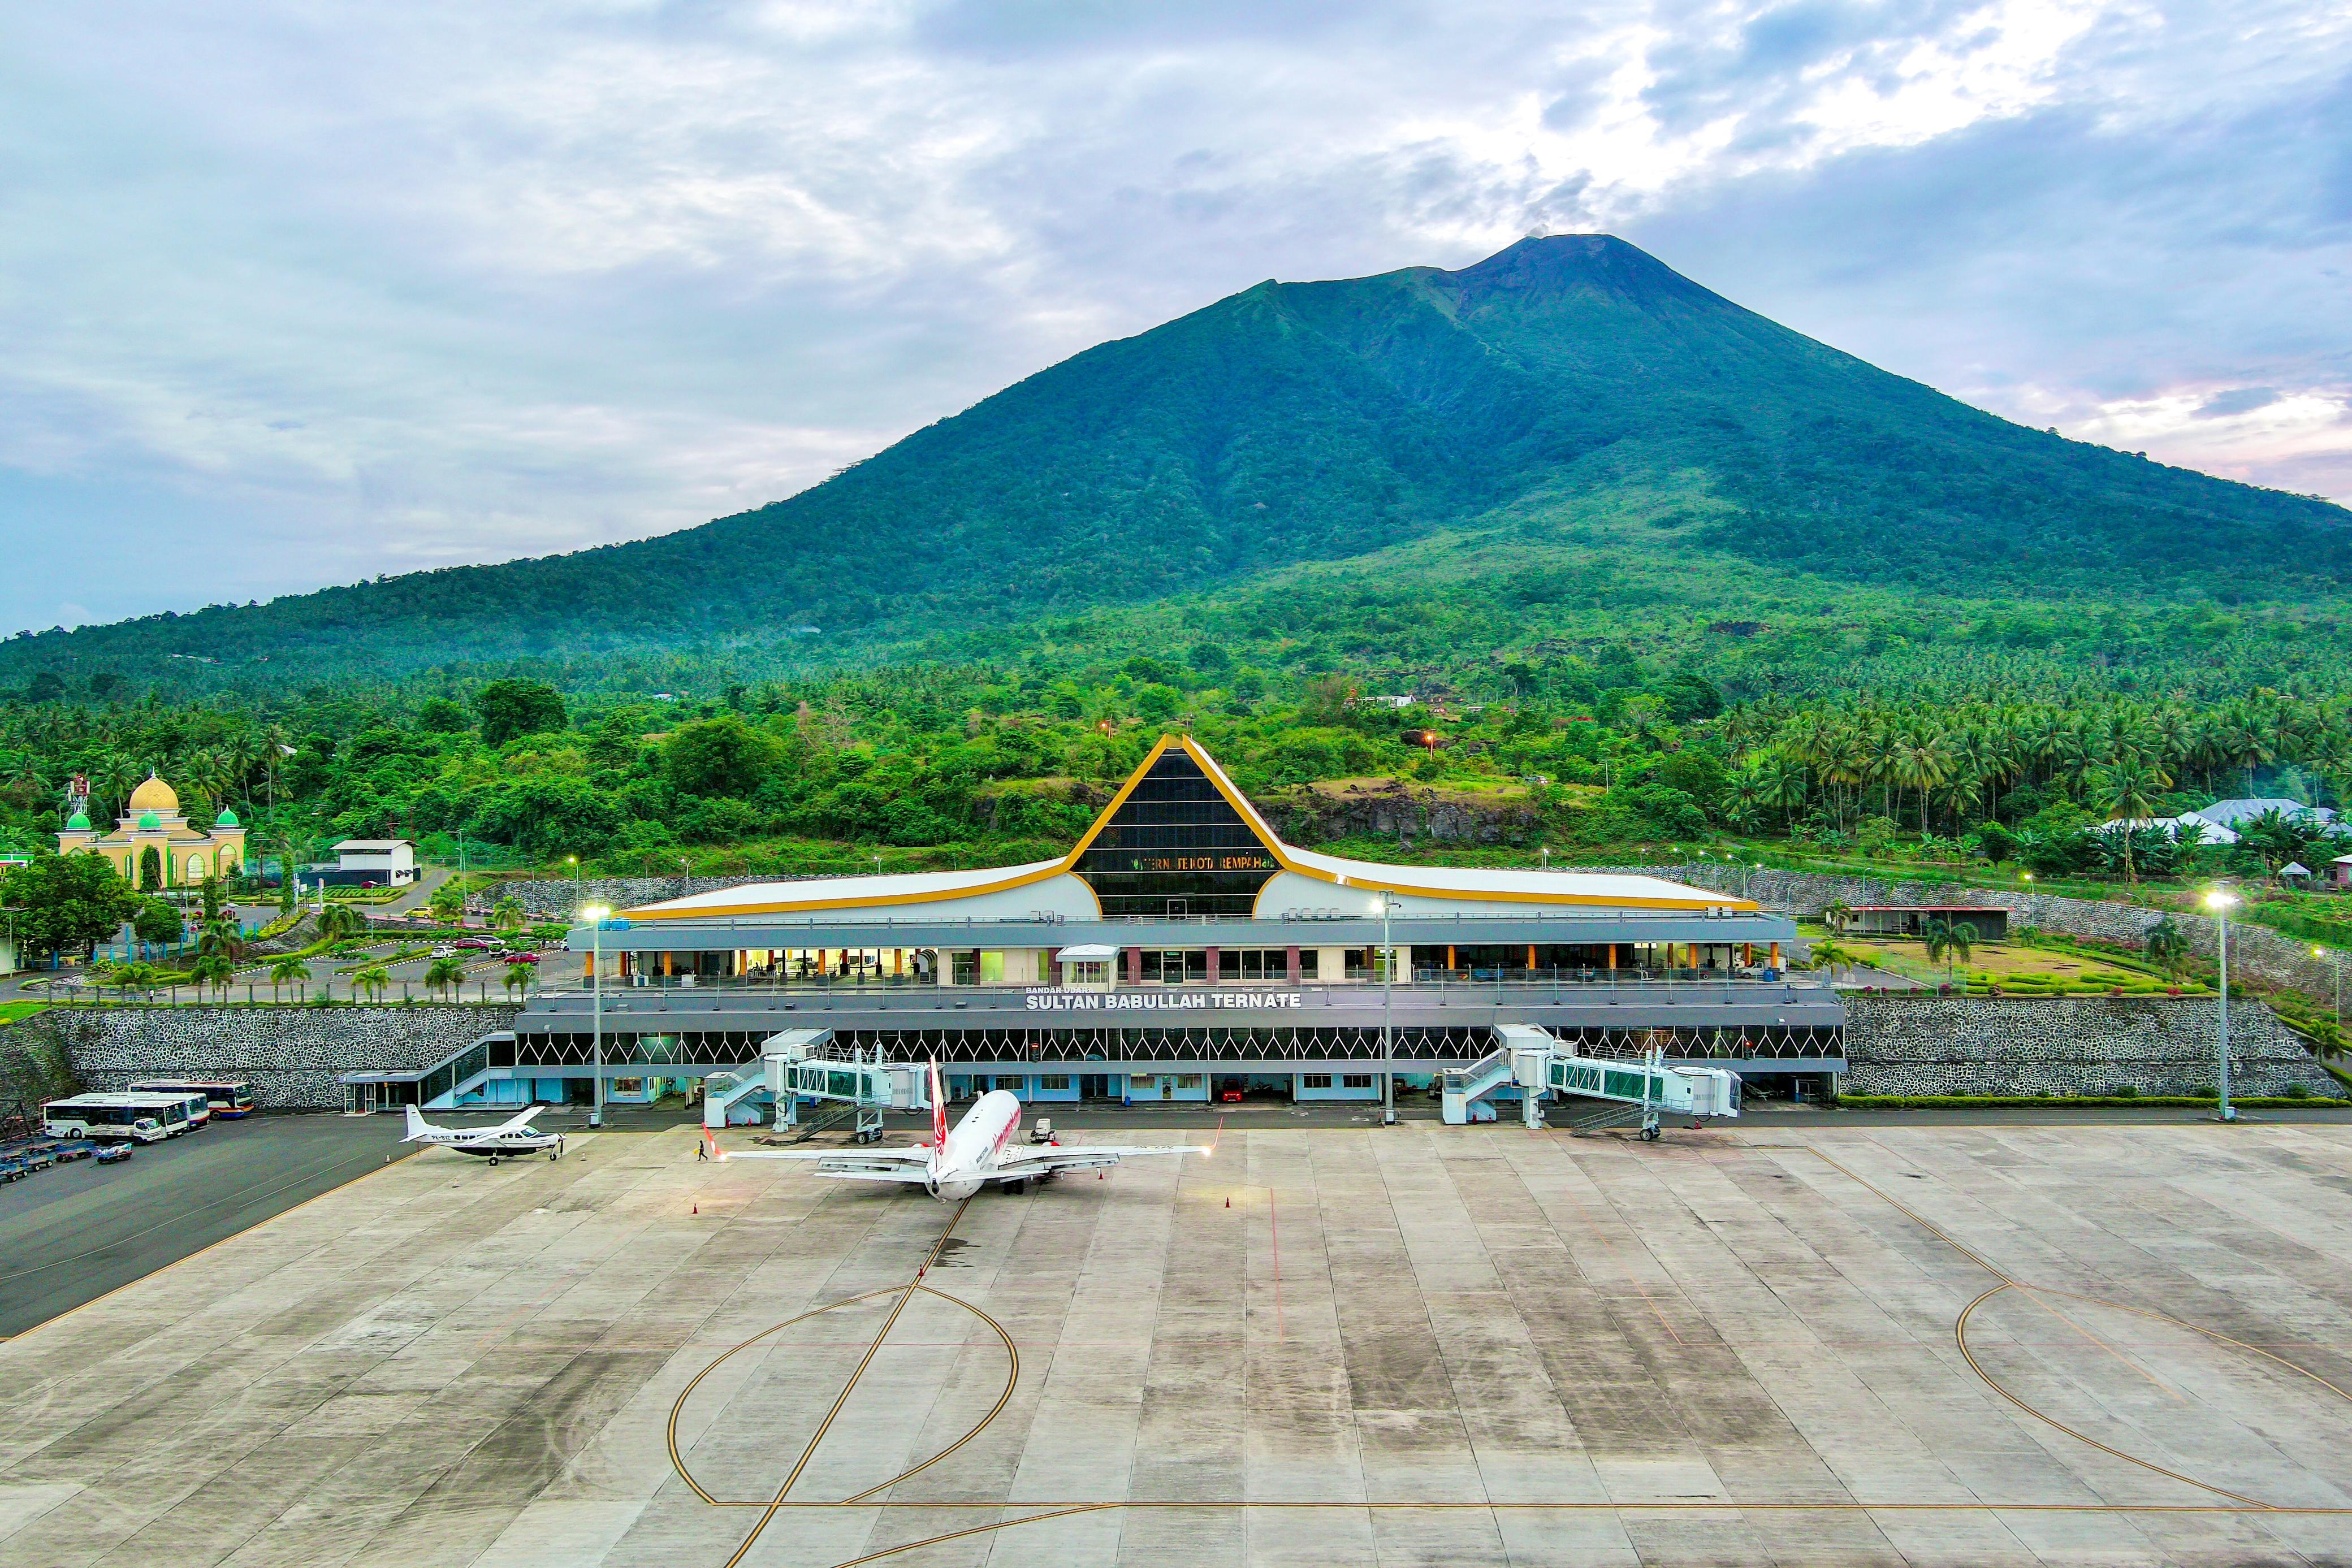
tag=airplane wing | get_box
[989,1143,1209,1180]
[721,1145,934,1183]
[719,1146,929,1163]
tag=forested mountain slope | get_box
[7,235,2347,694]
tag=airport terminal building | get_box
[349,737,1843,1115]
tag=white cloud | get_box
[0,0,2346,630]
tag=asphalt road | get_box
[0,1113,441,1337]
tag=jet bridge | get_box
[753,1029,930,1143]
[1442,1024,1740,1138]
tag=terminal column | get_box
[1285,945,1300,982]
[1205,947,1220,984]
[1125,947,1142,984]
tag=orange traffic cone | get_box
[691,1202,699,1214]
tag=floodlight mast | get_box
[2205,890,2236,1123]
[583,903,613,1129]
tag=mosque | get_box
[58,773,247,888]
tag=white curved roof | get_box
[626,859,1066,919]
[1281,847,1738,908]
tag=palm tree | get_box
[222,730,260,805]
[2143,917,2191,981]
[198,915,245,968]
[317,903,370,942]
[424,957,467,1000]
[2091,755,2171,882]
[352,964,391,1003]
[188,951,235,1000]
[269,955,310,1002]
[94,751,140,822]
[1824,899,1855,933]
[1893,732,1953,834]
[1923,918,1975,986]
[503,960,536,1000]
[491,896,527,933]
[261,722,293,811]
[1810,936,1856,985]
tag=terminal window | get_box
[1073,748,1283,917]
[1039,1075,1071,1091]
[1300,1073,1334,1089]
[1342,1073,1375,1089]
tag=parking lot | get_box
[0,1112,500,1337]
[5,1119,2352,1566]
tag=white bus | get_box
[44,1093,199,1139]
[119,1086,213,1128]
[127,1078,255,1118]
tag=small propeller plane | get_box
[714,1063,1205,1199]
[404,1104,565,1164]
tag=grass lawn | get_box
[1833,936,2207,996]
[0,1000,51,1025]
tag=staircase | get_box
[1565,1101,1650,1137]
[700,1063,771,1128]
[1441,1047,1518,1124]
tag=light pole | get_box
[2316,946,2344,1036]
[581,904,625,1129]
[568,855,580,908]
[1377,893,1397,1126]
[2206,890,2236,1123]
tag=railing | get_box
[565,968,1823,997]
[589,907,1781,934]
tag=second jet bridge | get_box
[1440,1024,1742,1136]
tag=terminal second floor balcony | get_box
[567,963,1817,997]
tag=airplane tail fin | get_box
[929,1060,947,1149]
[403,1105,430,1141]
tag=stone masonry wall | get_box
[1841,994,2339,1098]
[3,1005,522,1111]
[1624,862,2344,1003]
[496,874,773,917]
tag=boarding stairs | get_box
[700,1063,773,1128]
[1439,1047,1519,1125]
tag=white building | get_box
[330,839,418,886]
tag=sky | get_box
[2,1,2347,634]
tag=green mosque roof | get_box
[138,811,162,830]
[215,806,239,827]
[66,810,90,830]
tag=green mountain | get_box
[9,235,2349,698]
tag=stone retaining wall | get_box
[1840,994,2338,1098]
[1625,863,2342,1003]
[2,1004,522,1111]
[495,874,773,917]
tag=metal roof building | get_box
[353,737,1843,1115]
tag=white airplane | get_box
[714,1064,1206,1199]
[404,1104,565,1164]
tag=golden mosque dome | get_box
[128,773,180,814]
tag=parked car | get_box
[123,1117,167,1144]
[430,945,455,958]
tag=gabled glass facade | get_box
[1072,747,1281,917]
